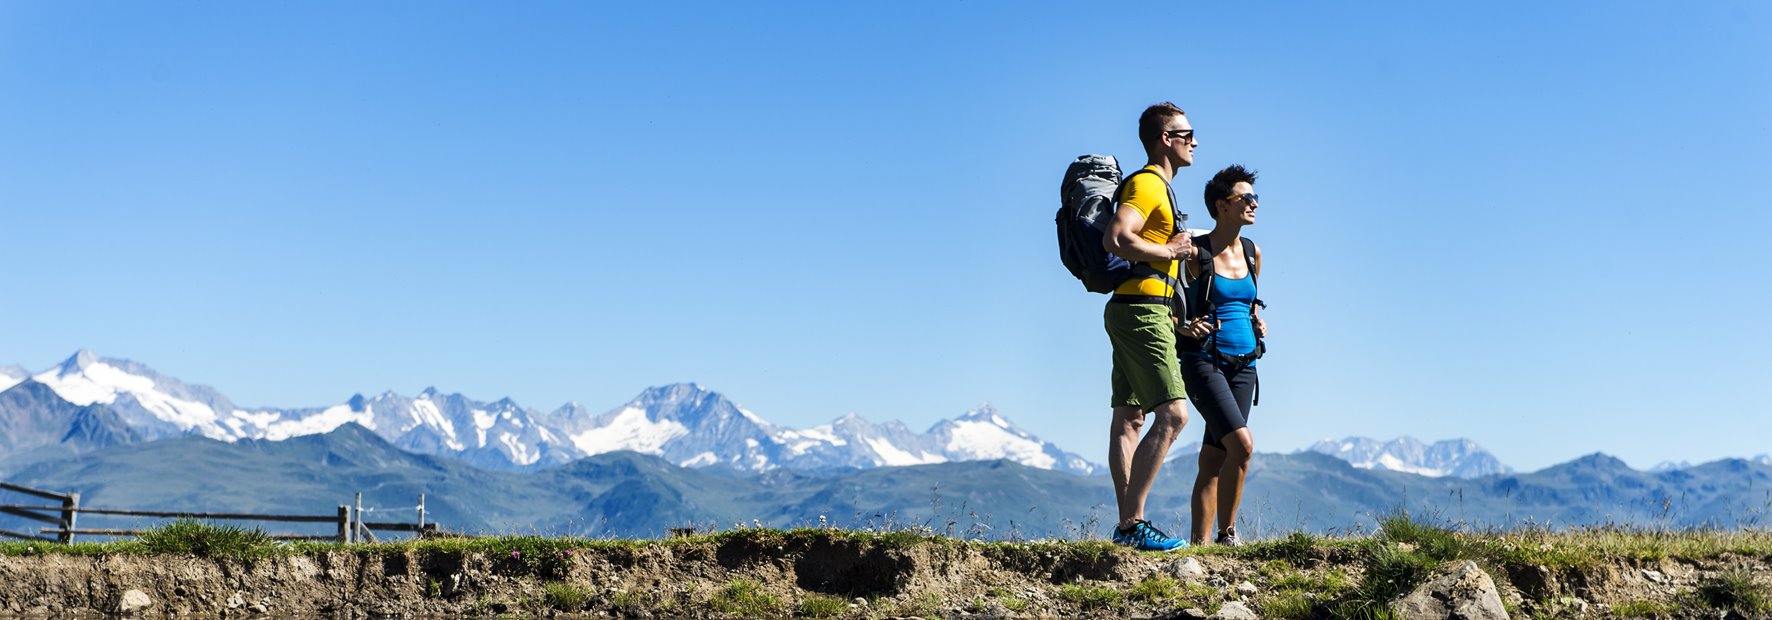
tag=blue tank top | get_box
[1193,272,1258,364]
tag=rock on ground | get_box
[1170,556,1206,580]
[1393,560,1510,620]
[1210,601,1259,620]
[116,589,152,614]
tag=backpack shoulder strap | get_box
[1240,237,1257,284]
[1240,236,1265,309]
[1114,167,1157,202]
[1117,168,1181,222]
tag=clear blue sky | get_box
[3,2,1768,472]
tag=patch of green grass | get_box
[1058,583,1121,610]
[1474,534,1598,570]
[1613,599,1675,617]
[610,589,674,613]
[1694,567,1772,614]
[962,596,989,615]
[1336,542,1432,620]
[1270,566,1353,597]
[136,519,275,559]
[1130,575,1181,603]
[795,593,849,618]
[1259,590,1315,620]
[986,586,1029,612]
[1463,525,1772,572]
[1262,531,1320,563]
[1180,581,1223,608]
[541,581,589,611]
[874,529,938,549]
[1258,558,1294,578]
[1260,565,1354,619]
[1377,510,1467,563]
[0,540,123,557]
[712,579,781,617]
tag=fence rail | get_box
[0,482,436,544]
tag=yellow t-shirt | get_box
[1111,166,1182,298]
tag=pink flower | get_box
[564,550,574,556]
[511,551,521,559]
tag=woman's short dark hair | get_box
[1203,164,1258,217]
[1137,102,1186,156]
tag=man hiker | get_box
[1104,102,1199,550]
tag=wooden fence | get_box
[0,482,436,544]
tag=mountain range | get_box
[3,350,1098,476]
[7,350,1763,482]
[6,423,1769,540]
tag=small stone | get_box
[117,590,153,614]
[1179,608,1209,620]
[1170,556,1207,579]
[1205,576,1229,588]
[249,602,269,614]
[227,593,245,609]
[1236,580,1258,595]
[1210,601,1259,620]
[1566,597,1589,614]
[853,597,868,607]
[1643,569,1665,583]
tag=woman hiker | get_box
[1179,164,1266,546]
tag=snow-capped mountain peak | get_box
[1,365,28,392]
[1306,436,1512,479]
[1650,460,1694,472]
[30,350,250,441]
[927,403,1064,470]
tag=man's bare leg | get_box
[1118,398,1188,527]
[1108,405,1145,518]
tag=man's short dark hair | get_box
[1203,164,1258,217]
[1138,102,1187,156]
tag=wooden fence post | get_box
[417,494,425,532]
[354,492,363,542]
[58,493,79,544]
[337,505,351,543]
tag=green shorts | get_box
[1105,302,1187,410]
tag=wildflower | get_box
[511,550,521,559]
[564,549,574,556]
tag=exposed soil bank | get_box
[0,531,1767,619]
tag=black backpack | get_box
[1056,155,1184,295]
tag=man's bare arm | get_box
[1104,207,1193,263]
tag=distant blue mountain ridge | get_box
[3,423,1768,540]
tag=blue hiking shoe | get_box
[1112,519,1188,551]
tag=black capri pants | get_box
[1179,355,1258,450]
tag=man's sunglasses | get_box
[1223,192,1258,205]
[1163,129,1195,142]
